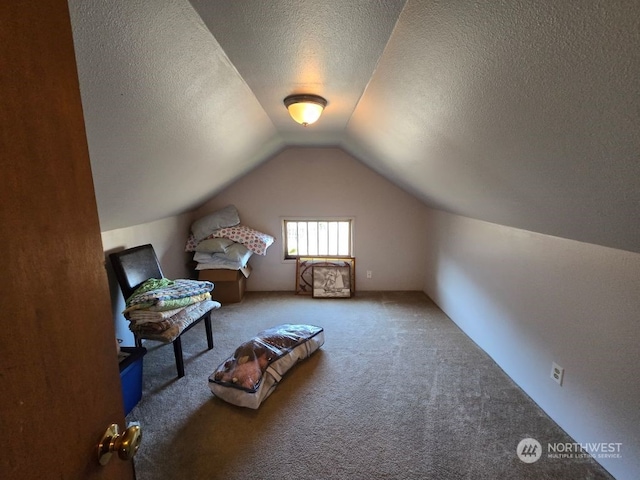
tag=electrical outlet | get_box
[366,270,372,279]
[551,362,564,386]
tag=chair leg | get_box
[173,337,185,378]
[205,314,214,350]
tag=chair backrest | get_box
[109,244,164,300]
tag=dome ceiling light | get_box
[283,94,327,127]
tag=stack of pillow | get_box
[186,205,274,270]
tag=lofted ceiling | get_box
[68,0,640,253]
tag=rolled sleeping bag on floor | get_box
[209,324,324,409]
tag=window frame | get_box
[281,217,355,261]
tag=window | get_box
[283,219,353,259]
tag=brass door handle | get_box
[97,422,142,466]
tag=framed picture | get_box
[312,265,352,298]
[295,257,355,295]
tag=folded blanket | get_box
[124,292,212,315]
[129,316,177,333]
[129,299,221,343]
[126,305,188,324]
[125,278,213,309]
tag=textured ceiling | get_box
[69,0,640,253]
[344,0,640,253]
[189,0,406,146]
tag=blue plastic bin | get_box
[119,347,146,415]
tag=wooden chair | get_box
[110,244,217,378]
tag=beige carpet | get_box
[128,291,613,480]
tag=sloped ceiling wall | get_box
[69,0,282,231]
[69,0,640,253]
[345,0,640,253]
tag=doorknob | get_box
[97,422,142,466]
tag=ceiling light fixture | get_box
[283,94,327,127]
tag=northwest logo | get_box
[517,438,542,463]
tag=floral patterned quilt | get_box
[186,224,274,256]
[124,278,214,313]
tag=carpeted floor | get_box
[128,291,614,480]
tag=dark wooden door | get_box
[0,1,134,478]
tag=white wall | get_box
[423,208,640,480]
[101,213,193,345]
[192,147,428,291]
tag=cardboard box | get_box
[198,265,251,304]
